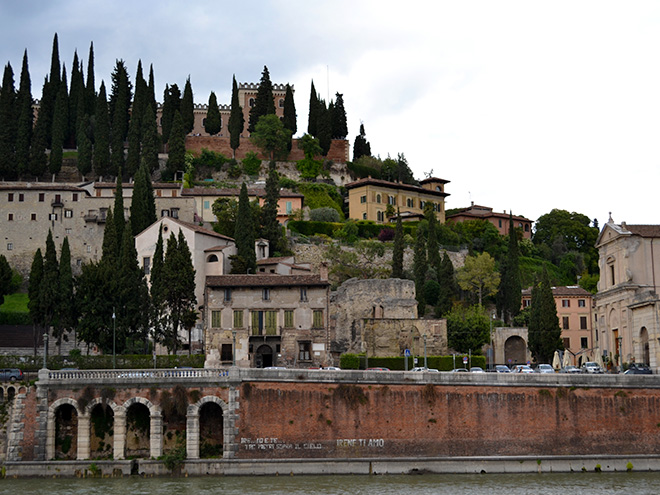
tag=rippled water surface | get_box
[1,472,660,495]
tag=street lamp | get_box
[489,311,496,370]
[232,329,237,366]
[43,333,48,369]
[617,336,623,373]
[423,334,428,369]
[112,308,116,369]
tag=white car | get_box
[582,362,604,374]
[512,365,534,374]
[470,367,485,373]
[536,364,555,374]
[411,367,439,372]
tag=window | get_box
[580,316,588,330]
[265,310,278,335]
[388,195,396,205]
[498,219,502,228]
[64,209,73,218]
[284,310,294,328]
[523,299,531,307]
[525,224,530,232]
[610,264,615,286]
[300,287,308,302]
[221,344,232,362]
[249,97,255,107]
[563,337,570,349]
[39,193,44,202]
[286,201,292,214]
[562,316,569,330]
[161,210,169,217]
[377,211,384,222]
[233,310,243,328]
[360,195,367,204]
[298,341,311,361]
[171,208,179,219]
[48,213,58,220]
[420,201,426,210]
[7,213,13,221]
[224,288,232,302]
[562,299,570,308]
[72,193,78,202]
[7,193,13,202]
[581,337,588,348]
[204,200,210,209]
[65,228,71,234]
[313,310,323,328]
[362,212,367,220]
[263,288,270,301]
[6,243,13,251]
[578,299,586,308]
[376,194,381,203]
[86,245,92,253]
[279,98,284,108]
[31,213,37,221]
[211,310,222,328]
[18,193,24,202]
[143,257,151,275]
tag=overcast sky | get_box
[2,1,659,227]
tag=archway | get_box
[640,327,650,365]
[504,336,527,366]
[255,344,274,368]
[199,402,224,458]
[161,386,188,454]
[125,402,151,458]
[89,403,114,459]
[54,403,78,460]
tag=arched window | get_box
[207,254,219,263]
[376,194,381,204]
[249,98,255,107]
[279,98,284,108]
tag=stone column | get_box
[76,414,90,460]
[186,406,200,460]
[150,412,163,459]
[113,410,126,460]
[46,409,56,461]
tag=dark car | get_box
[365,367,390,371]
[624,363,653,375]
[0,368,23,382]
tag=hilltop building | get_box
[447,202,532,239]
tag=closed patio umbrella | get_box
[562,350,571,368]
[594,348,604,368]
[552,350,561,370]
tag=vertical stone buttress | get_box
[76,414,90,460]
[34,381,50,461]
[225,367,241,458]
[186,406,200,460]
[113,409,126,460]
[5,387,27,461]
[150,411,163,458]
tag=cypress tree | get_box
[282,83,296,151]
[307,80,319,137]
[147,64,156,116]
[39,33,62,148]
[150,225,167,347]
[261,161,284,257]
[76,110,92,177]
[93,81,110,177]
[528,267,563,363]
[497,215,522,324]
[40,230,60,339]
[55,237,75,347]
[0,63,17,178]
[140,104,159,173]
[28,96,49,178]
[413,227,428,316]
[101,207,118,265]
[0,255,12,306]
[426,204,441,273]
[231,183,257,274]
[166,110,186,178]
[248,65,275,133]
[392,209,404,278]
[316,100,332,155]
[49,67,68,174]
[331,92,348,139]
[16,50,33,177]
[68,52,84,147]
[161,83,180,143]
[28,248,44,354]
[435,252,456,317]
[131,165,156,235]
[125,60,147,177]
[353,122,371,161]
[228,77,243,155]
[181,76,194,134]
[109,60,132,174]
[85,42,96,115]
[205,91,221,136]
[114,169,125,247]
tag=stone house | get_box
[593,219,660,370]
[446,202,533,239]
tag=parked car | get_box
[536,364,555,374]
[494,365,511,373]
[512,365,534,374]
[624,363,653,375]
[582,361,604,374]
[561,365,582,374]
[0,369,22,382]
[451,368,469,373]
[470,367,485,373]
[365,367,390,371]
[411,367,439,372]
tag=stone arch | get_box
[504,336,527,366]
[84,397,119,460]
[187,396,229,460]
[47,397,82,461]
[123,396,163,459]
[639,326,650,365]
[207,254,219,263]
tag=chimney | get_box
[319,262,329,281]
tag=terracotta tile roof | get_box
[623,225,660,237]
[94,182,179,189]
[207,274,329,288]
[0,183,89,193]
[181,187,303,198]
[204,245,232,252]
[345,178,450,198]
[164,217,234,241]
[447,205,530,222]
[521,286,592,297]
[419,177,450,185]
[257,256,295,265]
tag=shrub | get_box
[378,228,395,242]
[287,220,342,237]
[309,207,341,223]
[242,151,262,176]
[193,148,229,170]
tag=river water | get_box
[1,472,660,495]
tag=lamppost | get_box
[43,333,48,369]
[489,311,496,370]
[232,329,237,366]
[112,308,116,369]
[617,336,623,373]
[423,334,428,369]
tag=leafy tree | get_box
[325,241,387,286]
[391,210,404,278]
[205,91,221,136]
[49,67,68,174]
[413,229,428,315]
[228,76,244,155]
[75,260,115,353]
[296,133,323,179]
[0,255,12,306]
[261,161,285,256]
[250,114,291,161]
[309,207,340,222]
[181,76,195,134]
[497,215,522,324]
[248,66,276,133]
[446,304,490,353]
[93,81,111,177]
[307,80,320,137]
[528,268,563,363]
[212,197,261,238]
[0,63,17,179]
[331,92,348,139]
[166,110,186,178]
[353,123,371,161]
[15,51,33,177]
[457,252,500,306]
[231,183,257,274]
[141,104,160,173]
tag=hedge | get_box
[0,312,31,325]
[340,353,486,371]
[287,220,343,237]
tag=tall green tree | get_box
[0,62,17,178]
[413,228,428,315]
[38,33,61,148]
[456,252,500,306]
[161,83,180,143]
[140,104,159,172]
[109,60,132,174]
[68,51,84,147]
[331,92,348,139]
[76,109,92,176]
[248,66,276,133]
[307,80,320,137]
[391,209,404,278]
[28,101,48,178]
[130,164,157,235]
[150,225,167,348]
[0,255,12,306]
[75,260,115,353]
[85,42,96,115]
[93,81,110,177]
[204,90,221,136]
[101,208,118,264]
[497,215,522,324]
[49,67,68,174]
[114,170,125,251]
[261,161,284,257]
[316,100,331,155]
[54,237,75,348]
[426,204,441,273]
[39,230,60,340]
[250,114,291,161]
[181,76,194,134]
[446,304,491,353]
[353,122,371,161]
[231,183,257,274]
[15,50,33,177]
[28,249,44,355]
[147,64,156,115]
[166,110,186,178]
[125,60,147,177]
[282,83,296,150]
[528,267,563,363]
[436,252,456,317]
[228,77,243,155]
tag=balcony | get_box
[51,199,64,208]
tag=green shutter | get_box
[233,310,243,328]
[265,310,278,335]
[251,311,260,336]
[284,310,294,328]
